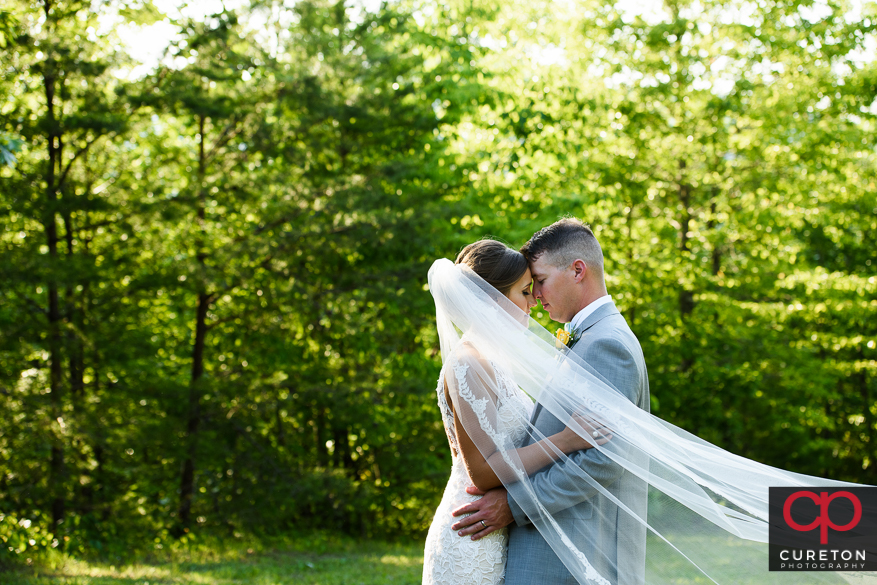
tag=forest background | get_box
[1,0,876,564]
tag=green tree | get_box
[0,0,131,543]
[453,0,877,480]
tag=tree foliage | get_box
[0,0,874,560]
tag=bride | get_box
[422,234,876,585]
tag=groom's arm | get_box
[507,336,642,526]
[507,442,623,526]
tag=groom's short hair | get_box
[520,218,604,278]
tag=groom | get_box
[451,218,650,584]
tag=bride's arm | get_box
[453,402,604,492]
[446,346,606,492]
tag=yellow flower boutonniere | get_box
[555,328,572,349]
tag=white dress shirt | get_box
[567,295,613,333]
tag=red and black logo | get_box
[769,487,877,571]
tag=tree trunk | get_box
[678,161,694,373]
[42,2,66,536]
[63,211,85,399]
[333,427,354,470]
[178,115,211,530]
[275,399,286,448]
[708,197,721,276]
[179,299,210,529]
[316,406,329,467]
[859,347,876,483]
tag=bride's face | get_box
[505,268,537,316]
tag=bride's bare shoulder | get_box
[451,340,485,363]
[447,341,499,385]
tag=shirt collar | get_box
[566,295,613,333]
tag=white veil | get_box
[428,257,876,585]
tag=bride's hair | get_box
[455,239,528,295]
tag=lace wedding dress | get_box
[422,358,533,585]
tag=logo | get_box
[782,491,862,544]
[770,487,877,571]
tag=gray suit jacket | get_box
[505,301,649,585]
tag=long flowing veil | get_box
[428,257,876,585]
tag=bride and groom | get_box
[423,218,649,585]
[421,218,874,585]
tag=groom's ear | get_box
[571,259,588,283]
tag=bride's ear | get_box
[571,259,588,283]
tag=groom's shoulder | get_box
[588,309,637,341]
[612,314,646,358]
[578,312,645,362]
[576,330,635,364]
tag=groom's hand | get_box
[451,486,513,540]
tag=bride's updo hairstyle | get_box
[454,240,528,296]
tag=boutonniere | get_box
[555,328,579,349]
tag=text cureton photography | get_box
[777,548,867,571]
[769,487,877,572]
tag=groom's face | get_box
[530,255,577,323]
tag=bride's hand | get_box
[561,413,612,452]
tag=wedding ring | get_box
[592,431,600,438]
[481,520,487,528]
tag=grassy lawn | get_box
[1,535,425,585]
[4,533,865,585]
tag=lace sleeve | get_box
[444,344,522,488]
[446,343,602,492]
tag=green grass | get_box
[5,532,860,585]
[1,534,425,585]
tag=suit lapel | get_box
[567,302,621,351]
